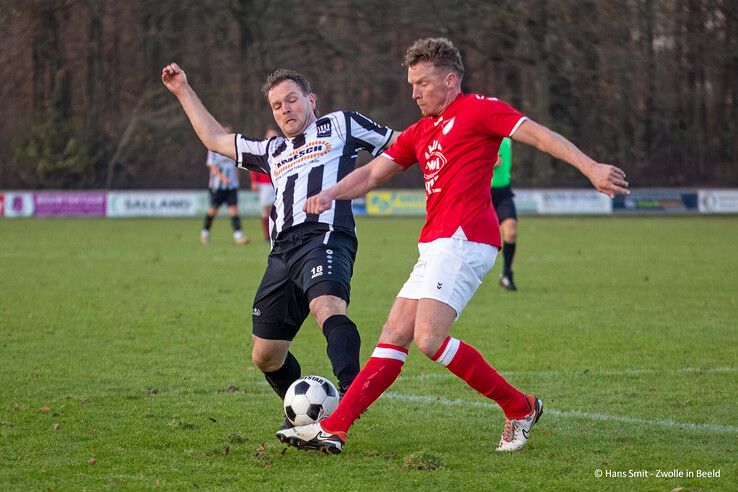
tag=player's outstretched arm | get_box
[304,156,403,214]
[161,63,235,159]
[512,119,629,198]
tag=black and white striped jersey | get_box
[235,111,393,240]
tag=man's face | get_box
[407,61,457,117]
[268,80,317,138]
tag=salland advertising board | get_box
[107,191,209,217]
[366,190,426,216]
[33,191,107,217]
[2,192,35,218]
[698,189,738,213]
[106,191,261,217]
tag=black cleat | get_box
[499,273,517,291]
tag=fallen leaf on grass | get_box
[53,423,61,430]
[88,458,96,465]
[39,406,51,412]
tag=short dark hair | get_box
[261,69,313,98]
[403,37,464,79]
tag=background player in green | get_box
[491,137,518,290]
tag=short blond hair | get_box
[403,37,464,78]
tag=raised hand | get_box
[161,63,188,95]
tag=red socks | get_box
[320,344,408,436]
[433,337,529,419]
[320,337,529,439]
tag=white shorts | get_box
[258,183,275,209]
[397,237,498,318]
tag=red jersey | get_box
[383,93,527,247]
[249,170,272,185]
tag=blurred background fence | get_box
[0,0,736,190]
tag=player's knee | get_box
[501,220,517,241]
[251,349,283,373]
[377,318,413,348]
[413,332,443,359]
[309,295,346,327]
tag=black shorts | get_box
[251,224,358,341]
[209,188,238,207]
[491,185,517,222]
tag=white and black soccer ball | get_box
[283,375,339,426]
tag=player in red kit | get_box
[249,129,278,241]
[278,38,629,454]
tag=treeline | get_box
[0,0,736,189]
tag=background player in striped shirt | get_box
[162,63,398,429]
[249,128,278,242]
[279,37,629,454]
[201,125,249,246]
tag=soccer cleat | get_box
[233,231,250,245]
[276,423,345,454]
[499,272,517,291]
[496,395,543,452]
[200,231,210,245]
[279,416,294,431]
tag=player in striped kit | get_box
[201,126,249,246]
[162,63,398,426]
[278,38,629,454]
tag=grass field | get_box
[1,216,736,491]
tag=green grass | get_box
[1,216,736,491]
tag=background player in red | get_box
[249,128,278,241]
[278,37,629,454]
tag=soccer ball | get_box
[283,375,339,426]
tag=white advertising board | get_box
[698,190,738,213]
[2,192,35,217]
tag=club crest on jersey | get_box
[423,140,446,195]
[316,118,332,138]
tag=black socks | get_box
[203,214,214,231]
[322,314,361,393]
[263,351,301,399]
[502,241,516,276]
[231,216,242,232]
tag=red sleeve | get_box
[473,95,528,137]
[381,124,418,169]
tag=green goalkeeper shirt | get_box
[491,137,512,189]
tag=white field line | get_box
[381,392,738,434]
[398,366,737,382]
[254,366,738,434]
